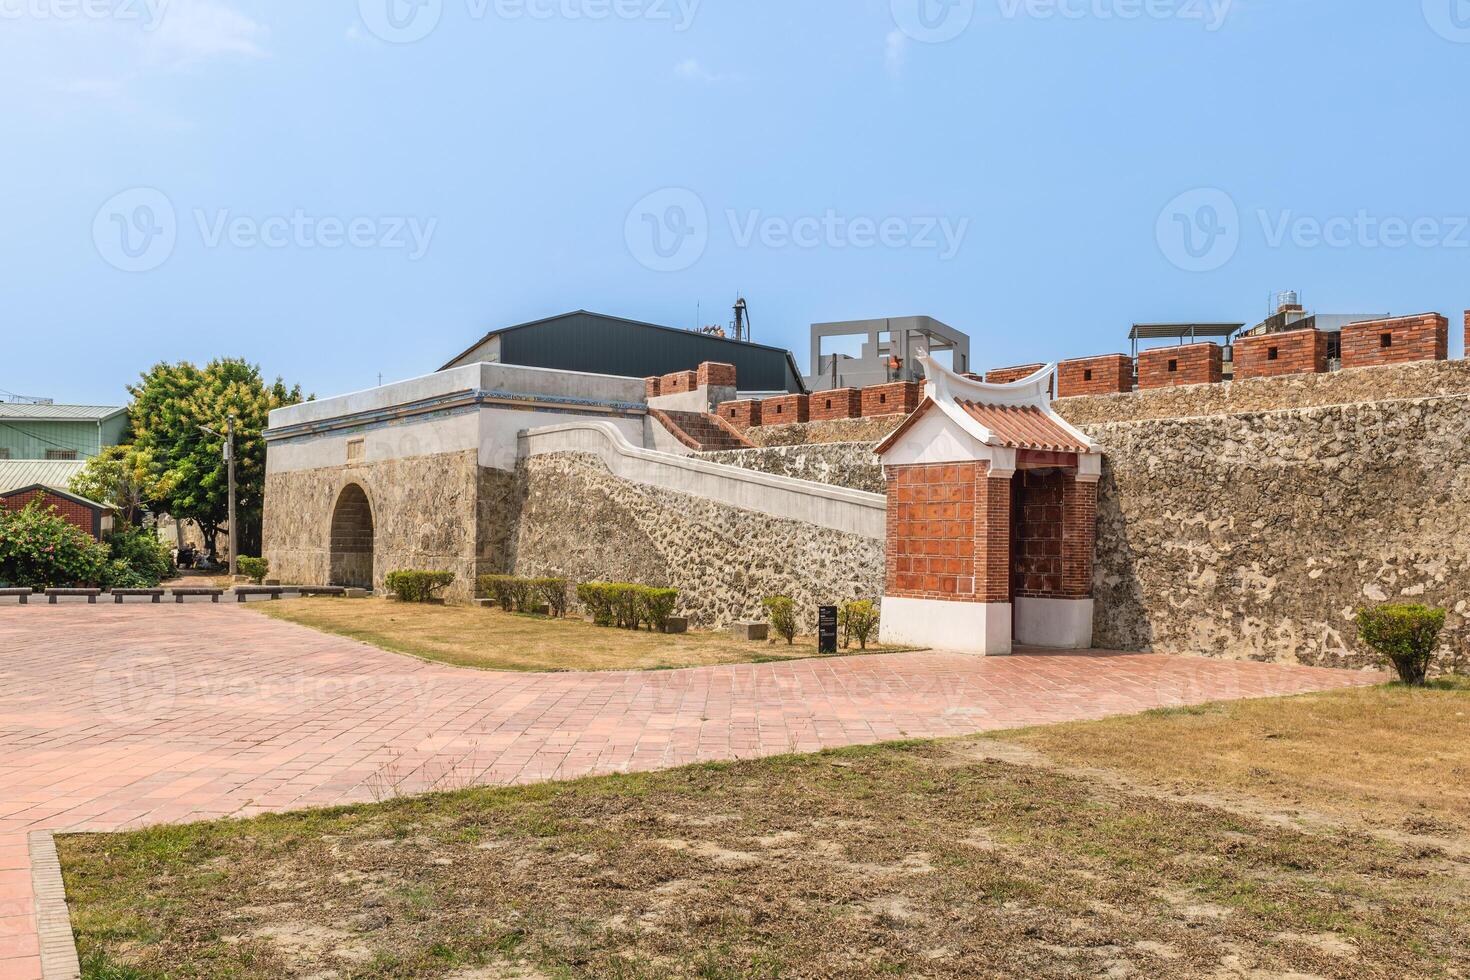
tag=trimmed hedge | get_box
[576,582,679,631]
[477,575,569,617]
[385,570,454,603]
[237,556,269,585]
[1357,603,1446,686]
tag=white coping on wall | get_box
[1014,597,1094,650]
[268,362,647,431]
[879,596,1013,655]
[520,421,887,540]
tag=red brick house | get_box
[0,485,115,540]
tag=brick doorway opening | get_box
[329,484,374,589]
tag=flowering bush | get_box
[0,500,110,588]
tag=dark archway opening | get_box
[329,484,374,589]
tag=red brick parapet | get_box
[697,361,737,388]
[984,364,1046,385]
[810,388,862,421]
[1234,328,1330,380]
[1137,343,1222,390]
[862,381,922,417]
[1340,314,1448,369]
[716,399,761,429]
[760,393,809,424]
[660,370,699,395]
[1057,354,1133,397]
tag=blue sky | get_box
[3,0,1468,404]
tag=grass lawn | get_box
[252,597,908,672]
[60,684,1470,979]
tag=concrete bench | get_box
[171,588,225,604]
[235,586,285,602]
[46,588,102,604]
[113,589,165,604]
[0,588,32,605]
[297,586,347,597]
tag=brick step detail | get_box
[651,409,755,452]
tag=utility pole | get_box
[200,416,238,576]
[225,415,237,577]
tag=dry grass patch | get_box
[253,597,911,673]
[999,679,1470,841]
[60,685,1470,979]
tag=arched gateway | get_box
[874,353,1104,655]
[329,484,374,589]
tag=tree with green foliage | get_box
[1357,604,1446,686]
[0,500,110,588]
[126,359,306,560]
[69,445,148,527]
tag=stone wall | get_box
[697,443,885,494]
[744,415,904,448]
[263,450,516,600]
[1081,395,1470,671]
[1055,359,1470,425]
[509,452,884,630]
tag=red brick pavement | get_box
[0,604,1380,978]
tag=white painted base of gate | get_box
[1014,597,1094,649]
[879,597,1013,655]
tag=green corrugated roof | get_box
[0,403,125,421]
[0,459,88,493]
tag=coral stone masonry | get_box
[1057,354,1134,398]
[1340,314,1448,369]
[1137,342,1223,390]
[1234,328,1329,380]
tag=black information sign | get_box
[818,605,839,654]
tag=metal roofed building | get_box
[807,316,971,392]
[0,403,127,491]
[440,311,806,394]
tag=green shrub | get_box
[763,595,797,645]
[478,574,517,610]
[577,582,616,626]
[641,588,678,632]
[534,578,569,617]
[576,582,679,630]
[1357,604,1446,686]
[385,570,455,603]
[105,526,174,587]
[237,556,270,585]
[839,600,881,651]
[0,500,110,588]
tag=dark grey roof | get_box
[1129,323,1245,341]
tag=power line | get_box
[0,421,102,460]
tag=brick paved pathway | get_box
[0,604,1380,978]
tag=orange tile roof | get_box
[956,401,1090,452]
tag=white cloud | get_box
[674,58,742,84]
[884,29,908,78]
[144,0,269,68]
